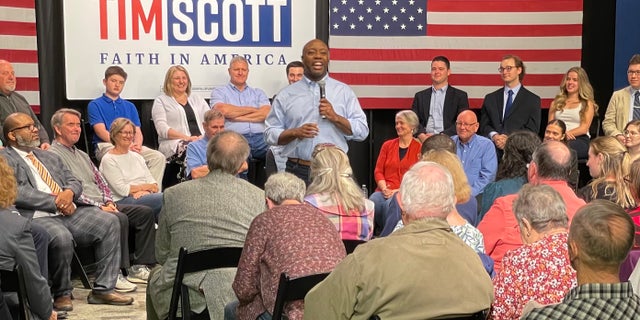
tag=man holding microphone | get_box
[265,39,369,184]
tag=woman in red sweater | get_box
[370,110,421,234]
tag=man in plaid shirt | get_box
[523,200,640,319]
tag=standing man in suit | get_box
[146,130,266,320]
[602,54,640,143]
[412,56,469,140]
[480,55,541,151]
[0,112,133,311]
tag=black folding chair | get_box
[271,272,330,320]
[167,247,243,320]
[1,266,31,320]
[342,239,366,254]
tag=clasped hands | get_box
[54,189,75,216]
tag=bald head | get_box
[530,141,572,182]
[3,112,39,149]
[0,59,16,95]
[455,110,479,143]
[206,130,250,175]
[302,39,329,81]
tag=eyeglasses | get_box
[312,143,337,158]
[10,124,36,132]
[498,66,517,73]
[118,131,134,136]
[627,70,640,76]
[455,122,477,128]
[624,130,640,137]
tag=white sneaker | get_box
[115,273,137,293]
[127,265,150,284]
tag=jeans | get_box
[116,192,164,222]
[224,300,272,320]
[285,160,311,186]
[369,191,394,233]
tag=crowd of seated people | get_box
[4,49,640,320]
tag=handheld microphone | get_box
[318,80,326,99]
[318,80,326,118]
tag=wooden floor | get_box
[66,279,148,320]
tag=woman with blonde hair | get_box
[151,65,210,159]
[394,149,484,253]
[578,136,634,209]
[305,144,374,241]
[548,66,598,159]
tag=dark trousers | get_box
[116,204,157,267]
[30,223,50,280]
[285,160,311,186]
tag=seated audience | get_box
[479,141,585,273]
[480,131,540,220]
[229,173,346,320]
[624,120,640,162]
[453,110,497,198]
[625,159,640,248]
[543,119,579,189]
[0,155,56,320]
[151,65,209,160]
[100,118,163,220]
[146,131,266,320]
[185,109,225,179]
[369,110,421,234]
[394,150,485,254]
[379,134,472,235]
[304,143,374,241]
[523,200,640,319]
[548,66,598,159]
[578,136,634,209]
[304,162,494,319]
[49,109,156,291]
[0,112,131,310]
[87,65,166,186]
[491,184,576,320]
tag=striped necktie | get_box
[26,153,62,194]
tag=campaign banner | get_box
[63,0,315,100]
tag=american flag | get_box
[0,0,40,113]
[328,0,583,109]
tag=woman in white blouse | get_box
[100,117,163,221]
[151,65,210,159]
[548,66,598,159]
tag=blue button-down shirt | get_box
[265,75,369,160]
[426,85,447,134]
[210,82,270,135]
[453,134,497,196]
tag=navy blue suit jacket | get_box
[479,86,541,137]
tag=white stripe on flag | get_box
[0,35,38,50]
[0,7,36,23]
[425,11,582,25]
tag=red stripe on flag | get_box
[357,97,553,110]
[31,105,40,114]
[428,0,583,12]
[0,49,38,63]
[333,73,564,87]
[426,24,582,37]
[0,0,35,9]
[0,21,37,36]
[15,77,39,91]
[330,49,582,62]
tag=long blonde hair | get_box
[0,155,17,208]
[551,66,599,120]
[307,144,364,212]
[421,149,471,204]
[588,136,634,208]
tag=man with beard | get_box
[0,60,50,149]
[0,112,133,311]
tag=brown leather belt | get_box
[287,157,312,166]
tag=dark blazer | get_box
[479,86,541,137]
[0,147,82,219]
[0,208,53,319]
[412,85,469,136]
